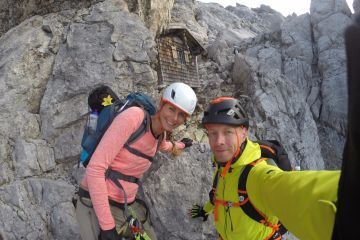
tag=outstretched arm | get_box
[248,164,339,240]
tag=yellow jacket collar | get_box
[236,138,261,166]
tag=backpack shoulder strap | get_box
[123,109,156,162]
[238,158,267,223]
[238,158,288,236]
[127,108,150,145]
[257,140,292,171]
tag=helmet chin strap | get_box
[221,127,242,178]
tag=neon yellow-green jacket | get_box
[203,139,340,240]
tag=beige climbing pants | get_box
[75,195,157,240]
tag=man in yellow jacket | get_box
[190,97,340,240]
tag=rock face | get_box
[0,0,103,37]
[0,179,77,240]
[194,0,351,170]
[0,0,353,239]
[0,0,174,37]
[355,0,360,13]
[310,0,352,169]
[125,0,175,34]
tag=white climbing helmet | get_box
[162,82,197,115]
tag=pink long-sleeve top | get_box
[80,106,184,230]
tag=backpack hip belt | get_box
[77,187,149,224]
[77,187,135,209]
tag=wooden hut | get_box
[157,25,205,88]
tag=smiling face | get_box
[206,124,247,163]
[159,103,187,132]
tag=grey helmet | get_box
[202,97,249,128]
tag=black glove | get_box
[180,138,193,148]
[189,204,208,221]
[98,227,121,240]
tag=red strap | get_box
[263,223,282,240]
[220,146,241,178]
[220,159,232,178]
[260,144,276,154]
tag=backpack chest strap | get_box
[104,167,141,218]
[105,168,140,184]
[213,196,248,222]
[124,143,154,162]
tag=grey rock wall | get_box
[0,0,174,38]
[193,0,351,170]
[310,0,352,169]
[0,178,77,240]
[0,0,103,37]
[355,0,360,13]
[126,0,175,35]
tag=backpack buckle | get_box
[226,201,233,207]
[270,231,281,240]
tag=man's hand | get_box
[189,204,208,221]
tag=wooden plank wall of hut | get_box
[158,37,200,88]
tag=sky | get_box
[198,0,354,16]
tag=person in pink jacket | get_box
[75,82,197,240]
